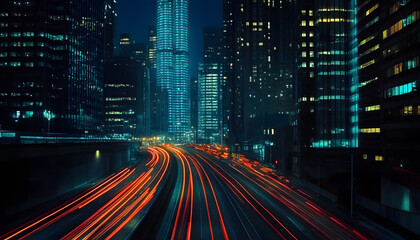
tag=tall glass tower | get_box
[157,0,190,142]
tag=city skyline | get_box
[115,0,222,75]
[0,0,419,238]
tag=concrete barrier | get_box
[0,142,132,221]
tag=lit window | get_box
[365,105,380,112]
[366,4,379,16]
[360,128,381,133]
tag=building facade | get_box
[0,0,106,134]
[157,0,190,142]
[198,28,223,144]
[105,0,116,60]
[223,0,295,159]
[148,26,168,135]
[292,0,359,205]
[190,76,198,143]
[105,56,147,137]
[356,0,420,233]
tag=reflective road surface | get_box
[1,145,405,240]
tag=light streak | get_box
[1,168,132,240]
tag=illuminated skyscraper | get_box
[198,28,223,144]
[292,0,359,205]
[157,0,190,142]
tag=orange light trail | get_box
[62,146,170,239]
[197,147,370,240]
[189,155,214,240]
[168,146,194,240]
[195,153,294,240]
[1,168,132,240]
[170,146,187,240]
[3,146,171,240]
[61,170,151,240]
[193,156,229,240]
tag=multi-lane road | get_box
[1,145,406,239]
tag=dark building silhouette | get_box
[223,0,295,159]
[293,0,358,187]
[105,33,151,137]
[356,0,420,234]
[105,57,147,137]
[0,0,106,134]
[105,0,116,60]
[148,26,168,135]
[293,0,317,176]
[190,76,198,143]
[119,33,131,57]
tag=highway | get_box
[1,145,402,239]
[157,145,376,240]
[0,147,172,240]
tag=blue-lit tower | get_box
[312,0,358,149]
[157,0,190,142]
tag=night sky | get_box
[116,0,223,76]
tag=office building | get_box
[198,28,223,144]
[105,57,148,137]
[119,33,131,56]
[0,0,106,134]
[292,0,359,205]
[148,27,157,70]
[105,0,117,60]
[157,0,190,142]
[223,0,294,159]
[293,0,317,176]
[190,76,198,143]
[147,26,167,135]
[356,0,420,233]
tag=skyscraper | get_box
[105,0,117,60]
[312,1,358,149]
[148,27,157,71]
[157,0,190,142]
[190,76,198,143]
[293,0,317,176]
[292,0,360,207]
[356,0,420,233]
[223,0,293,159]
[198,28,223,144]
[104,57,147,137]
[148,26,167,135]
[0,0,106,134]
[119,33,132,57]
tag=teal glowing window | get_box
[385,81,417,98]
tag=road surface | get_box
[1,145,407,239]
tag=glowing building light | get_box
[157,0,190,142]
